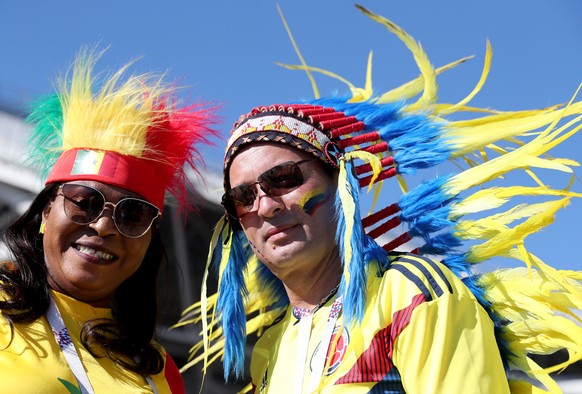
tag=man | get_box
[219,108,509,393]
[186,7,582,394]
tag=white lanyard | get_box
[293,297,342,394]
[47,295,95,394]
[47,294,159,394]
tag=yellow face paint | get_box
[298,188,333,216]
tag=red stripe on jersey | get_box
[334,293,426,385]
[164,353,185,394]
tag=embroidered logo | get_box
[310,326,350,376]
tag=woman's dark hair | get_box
[0,183,165,375]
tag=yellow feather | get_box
[337,159,356,284]
[345,150,382,190]
[509,250,582,306]
[466,198,570,263]
[481,268,582,320]
[396,174,408,194]
[510,354,562,393]
[451,186,582,218]
[355,5,437,110]
[433,103,502,116]
[177,293,218,323]
[195,217,227,378]
[447,103,582,157]
[448,106,561,128]
[455,202,557,241]
[378,56,473,104]
[359,51,374,103]
[61,48,171,158]
[238,383,254,394]
[274,63,359,98]
[439,40,493,115]
[276,4,320,98]
[446,114,582,196]
[508,380,551,394]
[480,267,582,391]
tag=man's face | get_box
[228,143,338,281]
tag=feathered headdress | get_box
[26,48,217,212]
[179,6,582,392]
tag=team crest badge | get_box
[310,327,350,376]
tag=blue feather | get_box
[216,229,249,380]
[306,97,452,174]
[441,254,473,279]
[408,205,455,236]
[399,176,452,225]
[335,159,368,324]
[385,117,451,173]
[363,234,389,269]
[418,232,463,257]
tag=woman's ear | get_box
[41,197,54,222]
[39,202,52,234]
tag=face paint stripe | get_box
[298,189,333,216]
[248,239,271,264]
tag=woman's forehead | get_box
[62,180,143,200]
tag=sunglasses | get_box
[222,159,317,219]
[58,183,160,238]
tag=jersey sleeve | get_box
[389,255,510,394]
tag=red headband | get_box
[46,149,166,211]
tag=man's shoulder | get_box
[381,252,460,302]
[387,252,443,267]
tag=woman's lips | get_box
[74,243,117,263]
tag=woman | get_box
[0,50,215,393]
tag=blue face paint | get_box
[298,188,333,216]
[248,239,271,264]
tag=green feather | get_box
[25,94,64,181]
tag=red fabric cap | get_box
[46,149,166,211]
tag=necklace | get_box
[292,283,340,321]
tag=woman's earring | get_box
[39,222,46,234]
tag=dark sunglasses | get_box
[222,159,317,219]
[58,183,160,238]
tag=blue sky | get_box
[1,1,581,271]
